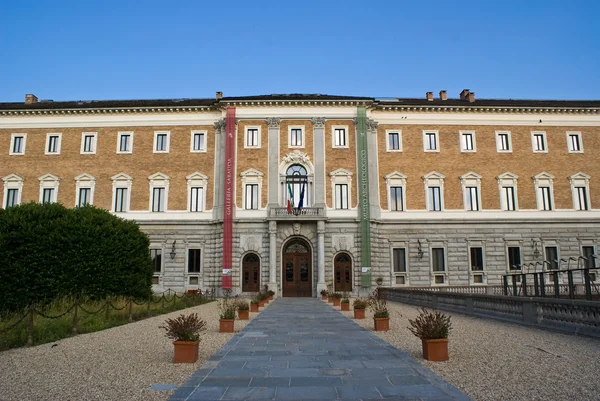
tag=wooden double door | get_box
[242,253,260,292]
[334,253,352,292]
[282,239,312,297]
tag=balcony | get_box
[268,206,325,220]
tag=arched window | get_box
[285,164,310,208]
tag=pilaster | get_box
[317,220,326,293]
[266,117,281,208]
[268,220,278,296]
[212,118,226,220]
[312,117,326,207]
[367,118,381,219]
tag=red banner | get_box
[222,107,235,289]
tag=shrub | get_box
[353,298,367,309]
[330,292,342,300]
[408,308,452,340]
[234,299,249,311]
[159,313,207,341]
[218,298,236,320]
[368,287,389,318]
[320,289,328,296]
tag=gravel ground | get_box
[0,300,258,401]
[341,300,600,401]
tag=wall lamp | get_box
[170,240,177,260]
[417,240,424,259]
[532,239,541,258]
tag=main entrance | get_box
[282,238,312,297]
[242,253,260,292]
[334,252,352,292]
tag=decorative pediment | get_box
[282,150,311,165]
[240,168,264,178]
[111,173,133,182]
[496,172,519,181]
[186,172,209,182]
[329,168,353,178]
[2,173,24,183]
[384,171,407,181]
[422,171,445,180]
[533,172,554,182]
[74,173,96,182]
[569,172,590,184]
[148,172,170,181]
[460,172,482,184]
[38,173,60,182]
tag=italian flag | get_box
[287,183,294,214]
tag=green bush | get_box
[0,203,153,315]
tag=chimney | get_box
[439,90,447,101]
[216,91,223,100]
[468,92,475,103]
[460,89,470,101]
[426,92,434,101]
[25,94,38,104]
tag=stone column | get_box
[268,221,278,296]
[311,117,326,206]
[367,118,381,220]
[317,220,326,293]
[212,119,226,220]
[266,118,280,208]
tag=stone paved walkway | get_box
[168,298,471,401]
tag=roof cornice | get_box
[0,106,216,116]
[375,105,600,114]
[219,99,372,107]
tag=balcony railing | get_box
[268,206,325,219]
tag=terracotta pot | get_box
[354,308,365,319]
[422,338,449,361]
[269,296,273,301]
[328,297,334,303]
[259,300,266,307]
[237,309,249,320]
[173,340,199,363]
[341,303,350,311]
[250,303,259,312]
[321,295,327,300]
[333,299,341,306]
[373,317,390,331]
[219,319,234,333]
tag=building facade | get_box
[1,91,599,296]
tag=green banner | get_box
[357,107,371,277]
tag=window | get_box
[460,172,482,211]
[496,131,511,152]
[10,134,26,155]
[117,132,133,153]
[335,184,349,209]
[289,127,304,148]
[42,189,54,204]
[507,246,521,270]
[81,132,97,154]
[2,174,24,207]
[111,173,133,212]
[386,131,401,152]
[582,246,596,269]
[502,187,516,211]
[45,133,62,154]
[151,249,162,273]
[285,164,310,209]
[245,184,259,210]
[431,245,447,284]
[74,173,95,207]
[187,172,208,212]
[390,187,404,211]
[567,132,583,153]
[39,173,60,204]
[423,131,439,152]
[460,131,475,152]
[77,188,91,207]
[531,131,547,153]
[470,247,484,271]
[424,172,445,211]
[188,249,201,273]
[569,172,591,211]
[497,172,519,211]
[148,172,170,212]
[154,131,170,153]
[385,172,406,212]
[533,172,554,211]
[545,246,559,270]
[191,131,207,152]
[245,127,260,148]
[392,248,406,272]
[333,127,347,148]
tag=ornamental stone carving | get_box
[214,119,226,132]
[282,150,311,165]
[266,117,281,128]
[332,234,354,252]
[240,234,261,252]
[367,118,379,131]
[293,223,301,235]
[311,117,326,128]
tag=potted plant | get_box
[159,313,206,363]
[331,292,342,307]
[250,293,260,312]
[267,290,275,301]
[353,298,367,319]
[258,292,267,307]
[218,298,236,333]
[408,308,452,361]
[369,288,389,331]
[320,289,328,301]
[340,292,350,311]
[235,299,249,320]
[326,283,334,303]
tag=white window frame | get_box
[332,126,349,149]
[186,172,208,212]
[190,130,207,153]
[45,133,62,155]
[495,131,512,153]
[10,133,27,155]
[569,172,591,211]
[384,171,407,212]
[496,172,519,211]
[566,131,583,153]
[422,130,439,152]
[468,240,487,285]
[2,174,24,208]
[38,173,60,204]
[148,172,170,212]
[244,184,259,210]
[460,172,482,211]
[334,184,349,209]
[111,173,133,212]
[80,132,98,155]
[329,168,353,210]
[533,172,555,211]
[386,130,402,152]
[459,130,476,152]
[240,168,264,210]
[153,131,170,153]
[244,126,261,149]
[423,171,445,211]
[390,243,409,286]
[288,126,305,148]
[74,173,96,207]
[531,131,548,153]
[117,132,134,154]
[430,242,448,285]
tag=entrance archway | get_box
[282,238,312,297]
[334,253,352,292]
[242,253,260,292]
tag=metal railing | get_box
[268,206,325,218]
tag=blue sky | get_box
[1,0,598,102]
